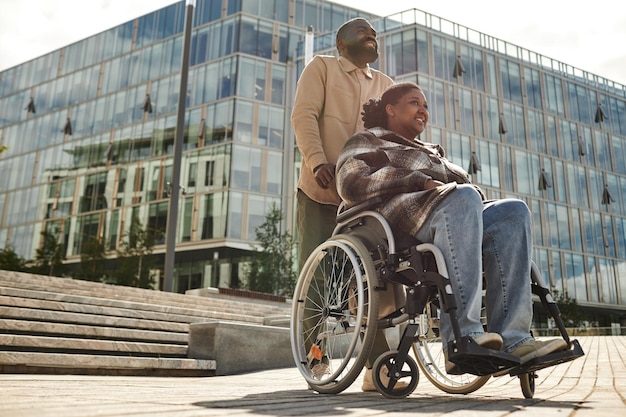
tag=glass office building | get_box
[0,0,624,328]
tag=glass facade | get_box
[0,1,624,326]
[0,0,376,293]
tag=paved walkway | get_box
[1,336,624,416]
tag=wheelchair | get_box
[290,197,584,399]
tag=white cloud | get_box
[0,0,174,71]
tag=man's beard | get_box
[346,40,379,62]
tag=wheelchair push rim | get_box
[290,235,380,393]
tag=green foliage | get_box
[114,214,157,288]
[0,246,28,272]
[32,230,66,276]
[0,145,7,154]
[244,204,297,296]
[553,290,584,327]
[79,236,107,282]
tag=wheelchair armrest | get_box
[336,196,384,224]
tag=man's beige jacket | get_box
[292,55,393,206]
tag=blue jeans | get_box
[414,184,534,352]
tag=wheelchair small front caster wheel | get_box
[519,371,536,398]
[372,350,419,399]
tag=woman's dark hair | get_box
[362,82,422,129]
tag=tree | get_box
[244,203,297,296]
[79,236,107,282]
[32,230,66,276]
[553,290,584,328]
[0,246,27,272]
[115,214,157,289]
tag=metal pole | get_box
[163,0,195,292]
[304,26,314,65]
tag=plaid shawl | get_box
[336,128,483,237]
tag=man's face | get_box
[341,20,379,64]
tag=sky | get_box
[0,0,625,86]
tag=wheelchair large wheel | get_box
[412,302,490,394]
[291,234,379,394]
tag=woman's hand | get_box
[424,179,444,190]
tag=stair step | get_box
[1,319,188,343]
[0,351,216,376]
[0,334,187,356]
[0,272,289,316]
[0,270,291,376]
[0,282,282,317]
[1,306,190,333]
[0,292,261,325]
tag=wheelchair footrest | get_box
[508,339,585,376]
[447,336,521,376]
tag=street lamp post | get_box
[163,0,196,292]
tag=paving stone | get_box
[0,336,624,417]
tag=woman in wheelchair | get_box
[335,82,567,372]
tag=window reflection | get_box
[565,253,587,302]
[446,132,470,171]
[458,88,474,135]
[187,145,231,192]
[476,140,499,188]
[147,201,168,244]
[604,214,616,258]
[205,100,234,142]
[599,258,618,304]
[386,29,427,77]
[200,191,228,240]
[180,197,193,242]
[552,250,563,295]
[432,35,455,82]
[610,135,625,175]
[106,210,120,251]
[514,149,539,196]
[530,199,543,247]
[232,144,262,192]
[500,59,522,103]
[618,217,626,261]
[524,67,542,109]
[228,192,243,238]
[459,45,485,92]
[595,131,612,172]
[271,65,286,104]
[527,109,546,154]
[240,17,273,59]
[502,102,526,148]
[587,256,600,302]
[553,160,567,203]
[567,82,593,123]
[544,74,565,117]
[484,96,500,141]
[424,78,446,128]
[74,213,101,255]
[247,194,266,240]
[79,172,108,213]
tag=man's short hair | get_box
[335,17,370,49]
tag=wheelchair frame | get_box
[290,197,584,399]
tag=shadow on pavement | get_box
[193,389,589,416]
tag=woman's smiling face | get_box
[386,88,429,139]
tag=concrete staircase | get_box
[0,270,291,376]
